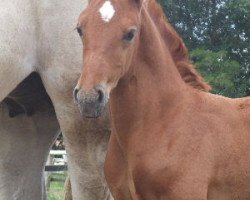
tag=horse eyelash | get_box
[75,25,83,37]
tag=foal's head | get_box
[74,0,144,118]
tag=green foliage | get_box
[158,0,250,97]
[191,48,243,97]
[47,172,67,200]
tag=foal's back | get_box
[169,91,250,200]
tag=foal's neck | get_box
[110,8,189,148]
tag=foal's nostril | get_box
[73,88,79,102]
[97,89,104,103]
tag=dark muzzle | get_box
[73,86,108,118]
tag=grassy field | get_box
[47,172,67,200]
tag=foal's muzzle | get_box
[73,85,108,118]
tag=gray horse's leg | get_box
[40,70,112,200]
[50,101,111,200]
[61,110,111,200]
[0,103,59,200]
[0,74,60,200]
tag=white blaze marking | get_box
[99,1,115,23]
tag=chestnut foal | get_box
[74,0,250,199]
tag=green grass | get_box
[47,172,67,200]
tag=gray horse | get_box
[0,0,111,199]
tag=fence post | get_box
[45,152,53,192]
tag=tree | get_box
[158,0,250,97]
[191,49,243,97]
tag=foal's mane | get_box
[145,0,211,91]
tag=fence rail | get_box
[49,150,67,156]
[45,165,68,172]
[45,150,67,172]
[45,150,68,191]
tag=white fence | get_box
[45,150,67,191]
[47,150,67,166]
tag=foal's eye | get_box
[76,26,83,37]
[123,28,137,43]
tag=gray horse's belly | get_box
[3,72,54,118]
